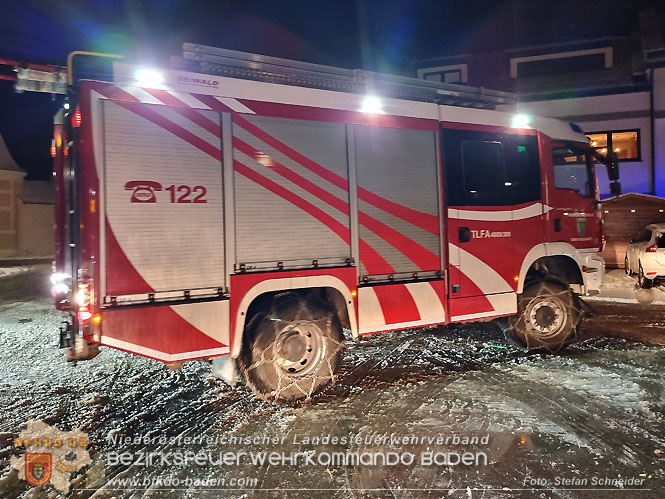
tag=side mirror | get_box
[610,181,621,197]
[607,151,620,181]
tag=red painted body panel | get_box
[449,295,506,322]
[100,305,228,359]
[371,283,422,324]
[58,80,602,365]
[447,266,494,317]
[543,136,603,251]
[104,221,154,296]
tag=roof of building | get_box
[604,192,665,204]
[0,134,25,173]
[19,180,55,205]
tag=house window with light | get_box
[586,130,640,161]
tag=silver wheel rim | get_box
[528,298,565,338]
[272,320,326,378]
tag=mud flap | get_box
[59,321,74,349]
[60,321,100,363]
[67,336,101,362]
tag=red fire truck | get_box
[52,45,620,402]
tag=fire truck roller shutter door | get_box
[353,125,444,331]
[232,115,351,270]
[102,100,225,296]
[354,125,441,277]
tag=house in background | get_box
[0,134,25,258]
[414,6,665,199]
[18,180,55,257]
[0,134,54,259]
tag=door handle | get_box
[459,226,470,243]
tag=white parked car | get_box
[625,223,665,289]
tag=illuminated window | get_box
[586,130,640,161]
[586,133,607,151]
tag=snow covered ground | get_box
[0,266,663,498]
[589,269,665,305]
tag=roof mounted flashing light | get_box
[512,114,531,128]
[360,96,384,114]
[135,68,164,87]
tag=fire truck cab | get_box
[52,45,620,402]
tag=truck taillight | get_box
[76,264,94,322]
[78,311,92,322]
[77,283,92,322]
[646,244,658,253]
[72,105,81,128]
[78,310,92,322]
[50,139,56,158]
[76,286,89,307]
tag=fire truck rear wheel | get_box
[239,292,345,404]
[507,280,578,352]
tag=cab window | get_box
[443,128,541,206]
[552,145,593,197]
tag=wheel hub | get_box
[273,321,326,377]
[280,333,307,361]
[529,298,565,337]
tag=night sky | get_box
[0,0,662,180]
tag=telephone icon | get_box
[125,181,163,203]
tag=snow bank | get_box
[0,266,31,278]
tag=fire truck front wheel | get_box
[238,292,345,404]
[507,280,579,352]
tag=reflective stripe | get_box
[450,309,515,322]
[450,203,552,221]
[102,335,229,362]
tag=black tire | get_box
[624,256,631,275]
[238,292,345,404]
[507,280,579,352]
[638,263,653,289]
